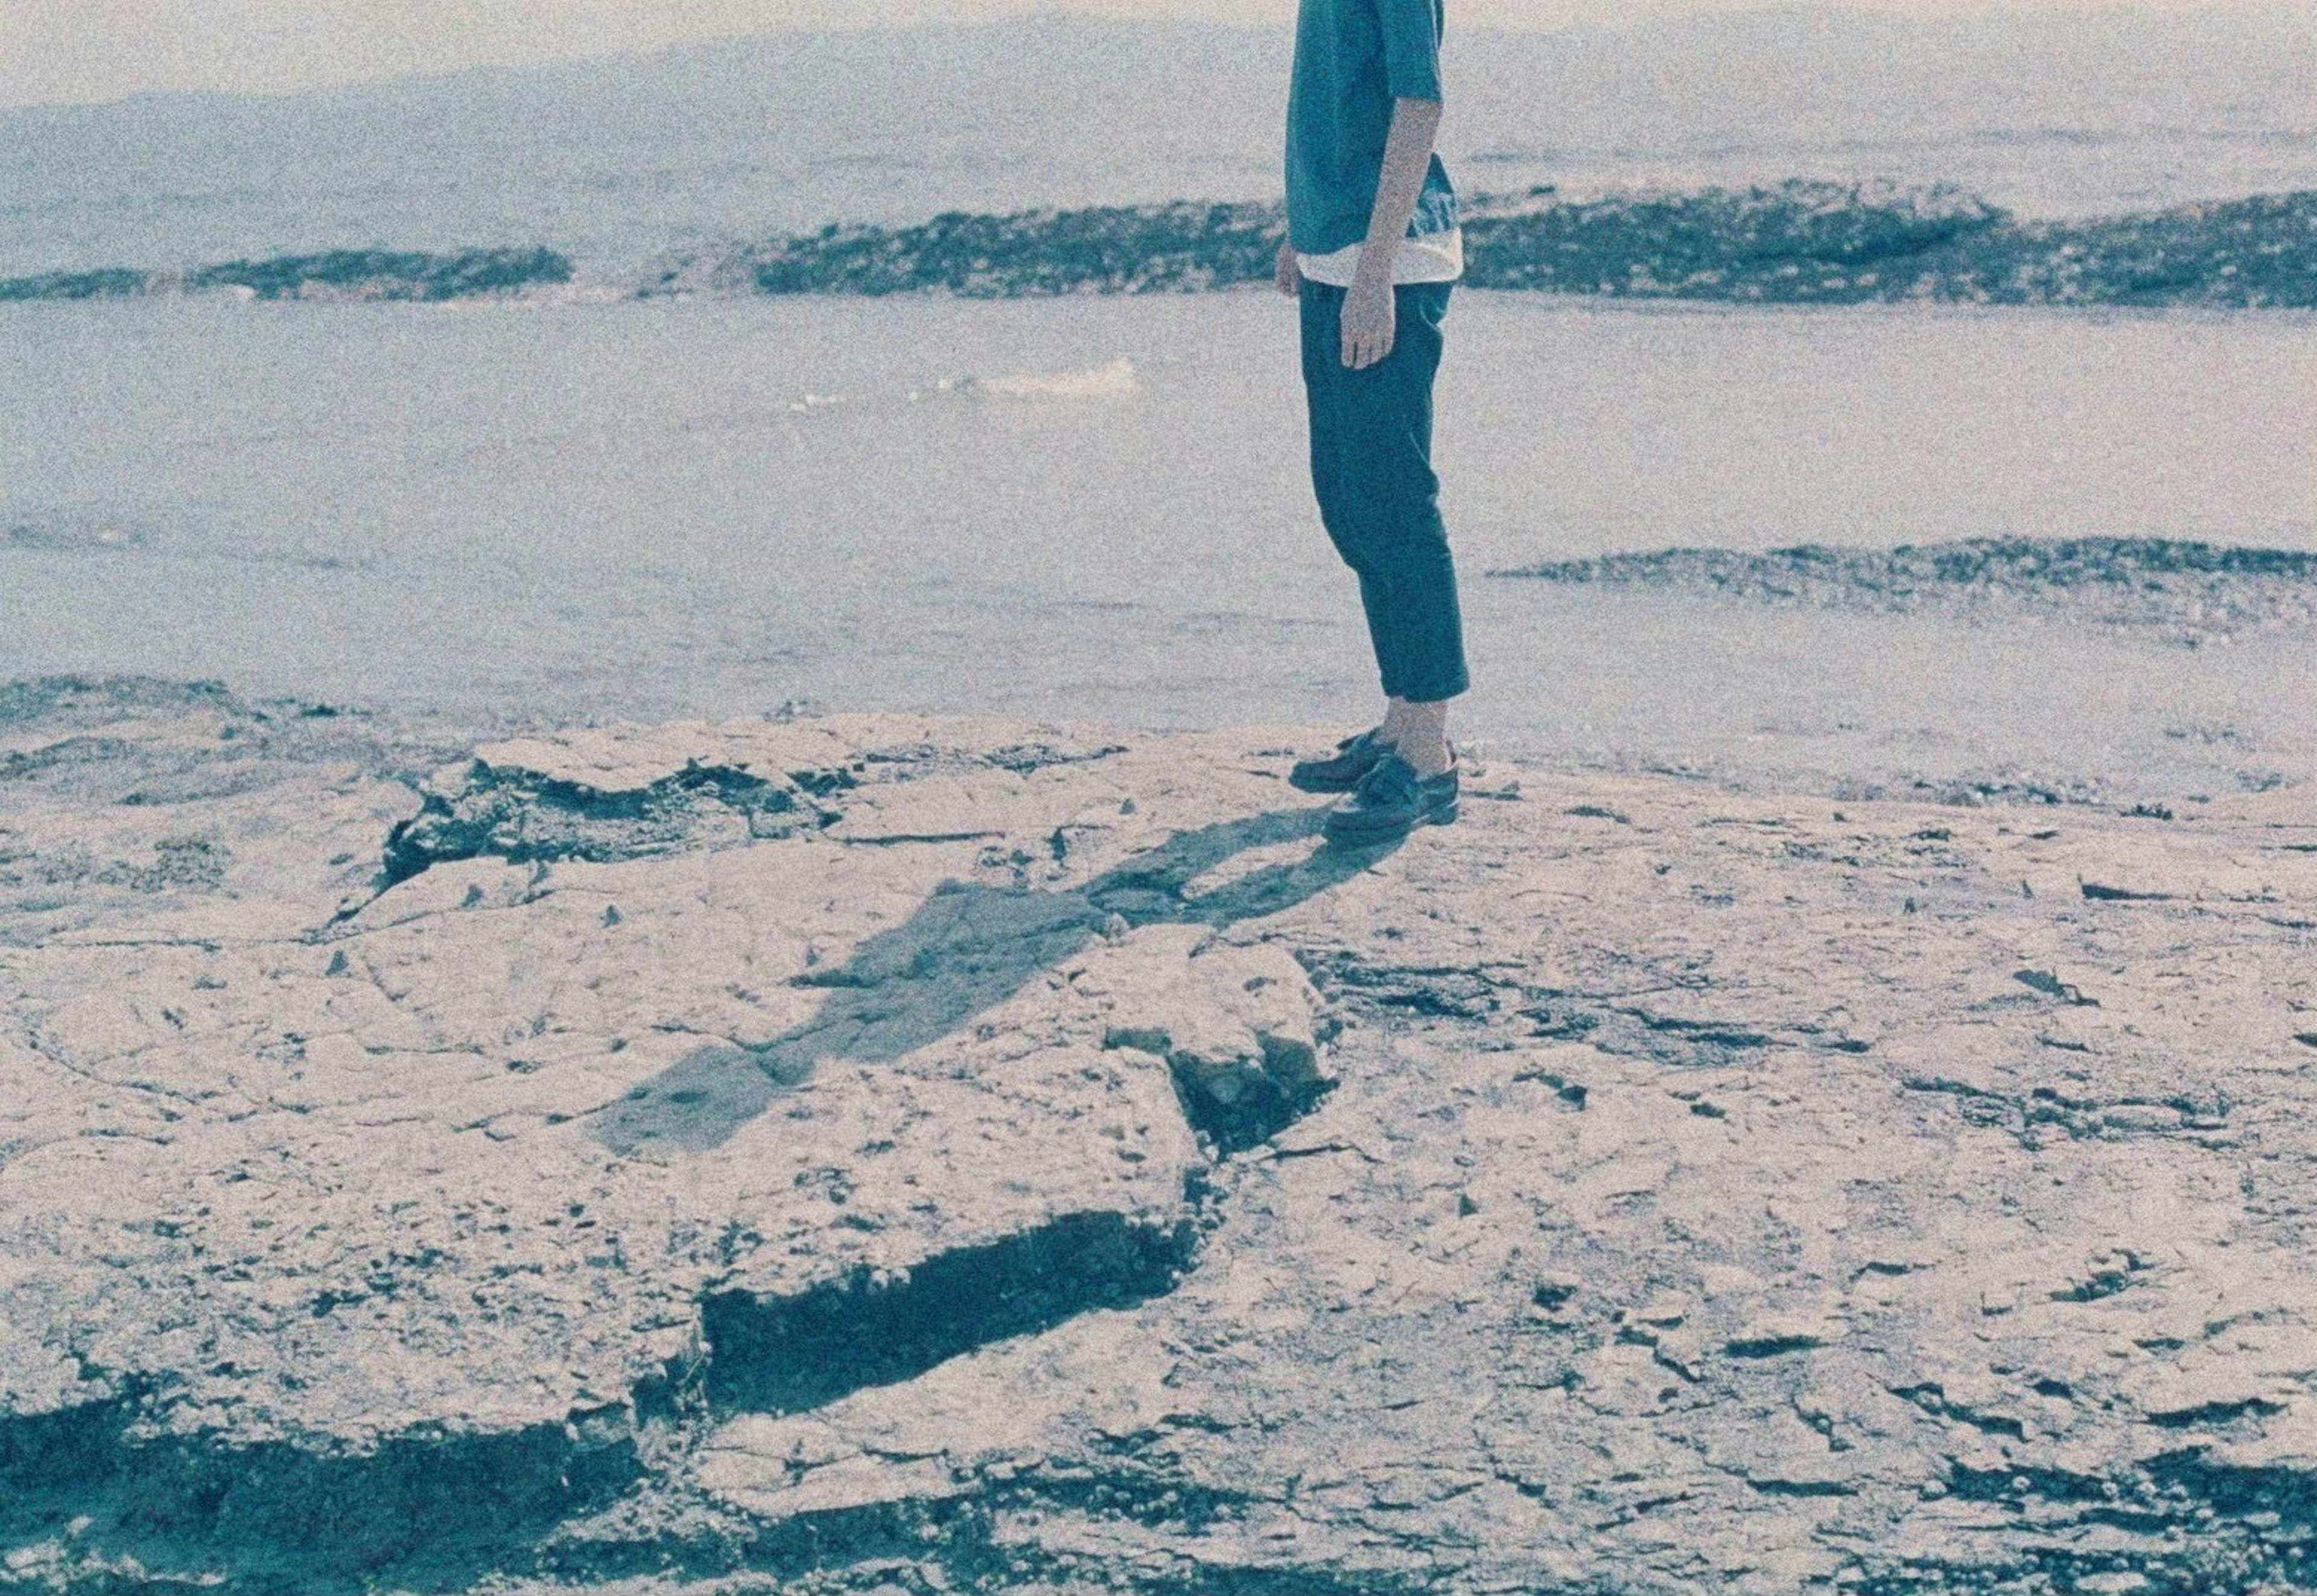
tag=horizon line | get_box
[4,0,2301,117]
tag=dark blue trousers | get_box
[1298,278,1469,704]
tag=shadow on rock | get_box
[591,806,1390,1154]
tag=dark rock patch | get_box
[0,267,157,302]
[660,202,1283,299]
[1463,180,2007,299]
[0,249,573,304]
[1495,536,2317,641]
[0,675,238,731]
[380,756,841,886]
[634,182,2317,310]
[0,1384,644,1594]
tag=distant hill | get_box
[3,7,2313,278]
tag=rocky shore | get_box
[5,677,2317,1594]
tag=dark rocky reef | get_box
[1494,536,2317,639]
[660,182,2317,309]
[0,267,155,302]
[10,185,2315,309]
[189,247,574,301]
[1458,181,2007,300]
[1463,183,2317,307]
[2001,189,2317,309]
[0,247,573,303]
[648,200,1285,298]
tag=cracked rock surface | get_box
[5,678,2317,1594]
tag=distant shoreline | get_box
[8,182,2317,311]
[0,247,573,305]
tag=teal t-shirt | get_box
[1285,0,1459,256]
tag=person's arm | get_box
[1341,96,1442,369]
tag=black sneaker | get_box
[1323,751,1459,845]
[1288,727,1394,793]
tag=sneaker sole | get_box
[1321,796,1458,846]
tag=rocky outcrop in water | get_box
[6,678,2317,1593]
[1493,536,2317,645]
[649,182,2317,308]
[10,185,2316,309]
[643,200,1285,299]
[0,268,154,302]
[1460,183,2317,306]
[1458,181,2004,299]
[0,249,573,303]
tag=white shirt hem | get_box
[1296,227,1464,287]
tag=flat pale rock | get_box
[2,699,1228,1467]
[11,682,2317,1596]
[4,845,1205,1450]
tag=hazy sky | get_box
[0,0,2254,110]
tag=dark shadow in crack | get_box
[589,806,1392,1154]
[698,1209,1197,1416]
[0,1377,643,1596]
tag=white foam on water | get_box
[970,357,1139,402]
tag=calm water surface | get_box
[5,291,2315,799]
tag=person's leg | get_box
[1337,283,1467,773]
[1300,278,1399,744]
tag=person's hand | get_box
[1341,269,1396,368]
[1275,240,1302,297]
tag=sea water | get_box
[5,288,2315,801]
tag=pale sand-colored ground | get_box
[4,676,2316,1594]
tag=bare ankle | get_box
[1403,738,1452,778]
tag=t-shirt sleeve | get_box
[1378,0,1444,102]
